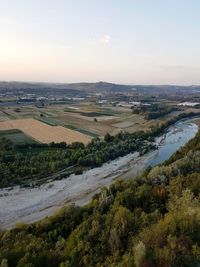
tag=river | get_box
[118,118,199,180]
[0,117,199,229]
[149,119,198,166]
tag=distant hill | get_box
[65,81,133,92]
[0,81,200,96]
[0,81,133,93]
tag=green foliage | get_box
[133,241,146,267]
[0,129,155,188]
[132,103,178,120]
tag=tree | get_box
[0,259,8,267]
[134,241,146,267]
[104,133,114,142]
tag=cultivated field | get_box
[1,102,199,139]
[0,129,37,144]
[0,118,92,144]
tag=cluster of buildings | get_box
[177,102,200,107]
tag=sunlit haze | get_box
[0,0,200,84]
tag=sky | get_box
[0,0,200,85]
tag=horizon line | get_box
[0,80,199,87]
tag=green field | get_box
[79,111,114,117]
[0,129,38,145]
[64,124,99,137]
[64,108,118,117]
[37,116,60,126]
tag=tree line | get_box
[132,103,178,120]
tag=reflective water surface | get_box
[148,120,199,167]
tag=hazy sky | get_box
[0,0,200,84]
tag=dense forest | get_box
[0,131,155,188]
[0,128,200,266]
[1,112,199,188]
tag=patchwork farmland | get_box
[0,118,92,145]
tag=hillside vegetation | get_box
[0,130,200,266]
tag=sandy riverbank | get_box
[0,151,154,229]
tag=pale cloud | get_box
[100,35,111,44]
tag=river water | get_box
[148,119,199,167]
